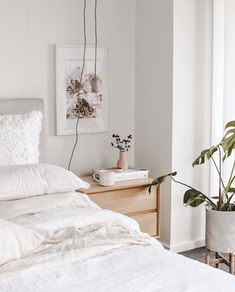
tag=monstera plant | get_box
[149,120,235,211]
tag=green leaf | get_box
[223,129,235,137]
[192,146,218,167]
[148,172,177,194]
[206,146,219,160]
[228,188,235,193]
[225,120,235,129]
[183,189,205,207]
[222,139,235,160]
[222,136,235,150]
[222,121,235,160]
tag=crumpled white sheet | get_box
[0,193,161,283]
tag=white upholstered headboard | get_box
[0,98,45,162]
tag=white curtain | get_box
[211,0,235,195]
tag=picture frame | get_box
[56,44,109,135]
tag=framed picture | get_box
[56,44,109,135]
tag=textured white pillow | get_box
[0,218,44,266]
[0,163,90,200]
[0,111,42,167]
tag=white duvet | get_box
[0,192,235,292]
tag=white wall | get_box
[0,0,214,251]
[135,0,174,246]
[135,0,212,251]
[0,0,136,175]
[171,0,212,252]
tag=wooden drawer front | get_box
[88,187,156,215]
[131,212,157,236]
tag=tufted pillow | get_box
[0,111,42,167]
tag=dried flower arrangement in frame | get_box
[56,45,109,135]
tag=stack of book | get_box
[93,168,149,182]
[114,168,149,182]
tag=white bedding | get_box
[0,192,235,292]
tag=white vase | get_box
[206,207,235,253]
[117,150,128,170]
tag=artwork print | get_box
[56,45,109,135]
[66,60,102,119]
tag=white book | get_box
[114,169,149,182]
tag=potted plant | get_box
[149,120,235,253]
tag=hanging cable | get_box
[94,0,98,77]
[68,0,87,170]
[91,0,98,93]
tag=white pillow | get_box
[0,111,42,167]
[0,218,44,266]
[0,164,90,200]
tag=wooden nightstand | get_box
[78,176,160,238]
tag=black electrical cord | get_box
[68,0,87,170]
[94,0,98,77]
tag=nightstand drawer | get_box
[88,186,157,215]
[130,212,157,236]
[79,176,160,238]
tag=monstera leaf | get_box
[222,120,235,160]
[192,121,235,164]
[192,145,219,167]
[183,189,205,207]
[148,172,177,194]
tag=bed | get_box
[0,98,235,292]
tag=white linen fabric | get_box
[0,164,90,200]
[0,192,98,220]
[0,111,42,167]
[0,193,235,291]
[0,195,157,282]
[0,218,44,266]
[1,246,235,292]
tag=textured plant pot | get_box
[206,207,235,253]
[117,150,128,170]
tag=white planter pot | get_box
[206,207,235,253]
